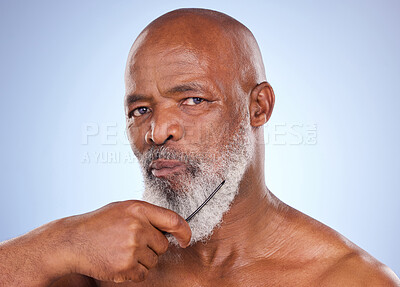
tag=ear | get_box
[249,81,275,127]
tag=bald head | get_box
[125,8,267,106]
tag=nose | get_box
[145,110,184,145]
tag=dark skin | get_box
[0,8,399,287]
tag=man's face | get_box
[125,43,237,159]
[125,41,254,244]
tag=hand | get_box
[58,200,191,283]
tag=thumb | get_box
[131,201,192,248]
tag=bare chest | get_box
[97,261,324,287]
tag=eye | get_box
[183,97,205,106]
[129,106,150,118]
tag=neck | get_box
[175,145,286,268]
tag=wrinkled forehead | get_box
[126,34,212,82]
[124,18,243,96]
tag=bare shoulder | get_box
[317,251,400,286]
[280,205,399,286]
[49,273,97,287]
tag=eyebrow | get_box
[125,94,149,106]
[165,82,205,95]
[125,82,207,106]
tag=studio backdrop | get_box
[0,0,399,274]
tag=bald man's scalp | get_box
[125,8,267,102]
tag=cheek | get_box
[183,119,231,151]
[126,124,146,154]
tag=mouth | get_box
[149,159,187,178]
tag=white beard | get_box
[139,120,254,246]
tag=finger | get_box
[137,247,159,269]
[128,262,149,283]
[113,262,149,283]
[146,227,169,255]
[129,201,192,248]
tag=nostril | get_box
[145,131,153,145]
[159,135,173,145]
[148,134,173,146]
[146,121,183,145]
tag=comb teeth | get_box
[160,180,226,236]
[185,180,226,222]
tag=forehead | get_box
[128,45,207,85]
[124,27,236,100]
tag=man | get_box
[0,8,399,287]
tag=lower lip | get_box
[151,165,186,177]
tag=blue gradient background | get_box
[1,0,399,275]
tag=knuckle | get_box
[130,238,142,252]
[133,266,148,282]
[123,229,140,249]
[129,218,143,230]
[129,222,144,237]
[159,237,169,254]
[149,252,159,267]
[129,202,145,215]
[114,255,134,272]
[159,244,168,255]
[168,212,183,230]
[113,276,124,283]
[113,274,132,283]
